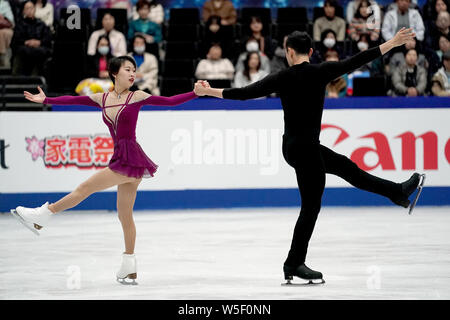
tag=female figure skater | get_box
[13,55,202,285]
[195,28,425,285]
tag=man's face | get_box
[397,0,410,12]
[23,1,35,19]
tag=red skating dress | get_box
[44,91,197,179]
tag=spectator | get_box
[313,0,346,42]
[352,33,384,75]
[235,38,271,74]
[388,37,428,75]
[87,12,127,57]
[270,35,289,74]
[128,0,162,44]
[233,51,269,90]
[76,35,114,95]
[241,15,276,59]
[436,34,450,59]
[128,34,159,95]
[311,29,345,64]
[32,0,53,33]
[201,15,234,58]
[390,48,427,96]
[0,0,15,68]
[202,0,236,26]
[431,50,450,96]
[425,10,450,49]
[348,0,380,44]
[346,0,381,25]
[419,0,448,23]
[132,0,164,25]
[11,0,51,76]
[195,43,234,80]
[324,50,347,97]
[382,0,425,41]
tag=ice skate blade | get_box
[408,174,426,215]
[116,273,138,286]
[10,209,40,236]
[281,278,325,286]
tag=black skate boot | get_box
[390,173,426,214]
[282,263,325,286]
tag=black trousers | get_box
[282,142,402,267]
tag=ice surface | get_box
[0,206,449,299]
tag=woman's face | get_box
[405,50,418,65]
[134,37,145,48]
[326,32,336,40]
[248,53,260,69]
[439,36,450,52]
[98,38,109,49]
[102,14,115,32]
[359,1,370,18]
[324,4,336,18]
[115,61,136,88]
[435,0,448,14]
[250,19,263,33]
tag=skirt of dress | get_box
[108,139,158,179]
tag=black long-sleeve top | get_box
[11,17,52,50]
[223,46,382,145]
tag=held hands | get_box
[24,86,46,103]
[194,80,211,96]
[391,27,416,47]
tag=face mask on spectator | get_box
[98,46,109,55]
[134,46,146,55]
[323,38,336,48]
[357,41,369,51]
[246,41,259,52]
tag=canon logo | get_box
[322,124,450,171]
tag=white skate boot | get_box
[116,253,138,285]
[10,202,54,236]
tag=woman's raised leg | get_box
[48,168,139,213]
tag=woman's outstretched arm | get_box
[132,90,198,107]
[24,86,102,108]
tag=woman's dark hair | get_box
[96,35,112,55]
[247,15,265,35]
[286,31,312,55]
[132,34,147,44]
[431,0,450,20]
[108,56,137,84]
[354,0,373,19]
[136,0,150,11]
[31,0,48,7]
[243,51,261,81]
[320,28,337,42]
[20,0,34,14]
[324,0,338,8]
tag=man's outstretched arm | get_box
[197,72,282,100]
[321,27,416,83]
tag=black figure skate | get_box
[282,264,325,286]
[391,173,426,215]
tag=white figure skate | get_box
[10,202,54,236]
[116,253,138,285]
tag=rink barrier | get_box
[0,186,448,212]
[50,96,450,112]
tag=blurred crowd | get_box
[0,0,449,97]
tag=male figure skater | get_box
[195,28,425,284]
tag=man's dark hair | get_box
[108,56,137,84]
[286,31,312,55]
[324,0,338,8]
